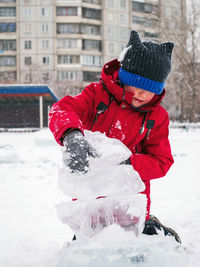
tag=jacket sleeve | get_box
[130,110,174,180]
[49,84,96,145]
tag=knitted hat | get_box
[118,31,174,95]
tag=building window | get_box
[24,40,32,49]
[108,43,114,53]
[57,39,77,49]
[174,0,181,5]
[81,24,101,35]
[41,8,48,16]
[82,39,101,51]
[24,23,31,33]
[57,23,79,34]
[58,71,79,81]
[107,0,114,7]
[132,15,145,25]
[0,56,16,66]
[0,40,16,51]
[25,73,32,82]
[82,8,101,20]
[121,44,126,51]
[58,55,80,64]
[0,71,16,82]
[24,8,31,16]
[0,7,16,16]
[120,14,126,24]
[42,72,49,82]
[42,40,49,48]
[25,57,32,65]
[42,56,50,64]
[132,16,158,27]
[82,55,102,67]
[0,0,16,3]
[83,71,100,82]
[0,23,16,32]
[144,32,159,38]
[42,24,49,32]
[120,28,128,38]
[107,12,114,21]
[175,105,179,112]
[83,0,101,3]
[56,7,78,16]
[107,26,114,37]
[120,0,126,8]
[132,1,158,14]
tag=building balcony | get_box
[0,0,16,7]
[0,70,16,83]
[0,33,16,41]
[82,65,102,72]
[56,0,82,6]
[0,0,16,2]
[83,0,101,5]
[82,7,101,20]
[0,65,16,72]
[56,17,101,25]
[0,22,16,33]
[132,1,158,16]
[56,23,102,36]
[0,50,16,56]
[57,64,82,71]
[56,0,101,6]
[0,7,16,17]
[82,38,102,52]
[0,54,16,66]
[56,6,102,23]
[82,0,101,10]
[0,39,16,51]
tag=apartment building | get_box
[0,0,184,94]
[0,0,17,82]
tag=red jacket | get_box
[49,59,174,220]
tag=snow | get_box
[0,127,199,266]
[118,45,132,62]
[57,226,187,267]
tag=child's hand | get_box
[63,130,98,173]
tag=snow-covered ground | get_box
[0,127,199,267]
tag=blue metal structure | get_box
[0,84,58,128]
[0,85,58,101]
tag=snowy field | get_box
[0,127,200,267]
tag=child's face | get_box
[124,85,155,107]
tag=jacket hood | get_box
[100,59,165,112]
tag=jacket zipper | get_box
[91,96,114,131]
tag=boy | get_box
[49,31,181,243]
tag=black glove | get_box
[63,130,98,173]
[119,158,131,165]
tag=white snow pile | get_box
[57,131,188,267]
[1,128,199,267]
[58,225,187,267]
[0,144,20,163]
[0,130,65,267]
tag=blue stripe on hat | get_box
[118,68,164,95]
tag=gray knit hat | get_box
[118,31,174,94]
